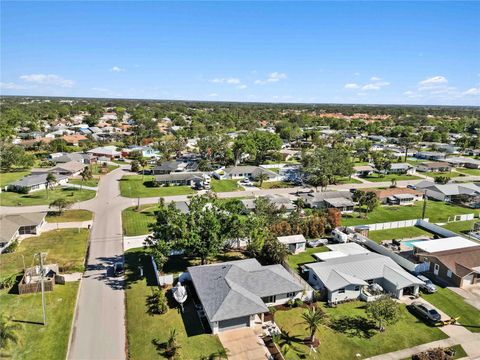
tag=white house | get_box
[277,234,306,254]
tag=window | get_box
[312,274,318,281]
[338,288,345,294]
[354,286,360,291]
[261,295,276,303]
[447,270,452,278]
[287,292,296,298]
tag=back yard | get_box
[125,249,225,360]
[0,228,90,276]
[119,175,195,198]
[122,204,159,236]
[342,201,476,227]
[367,227,432,243]
[274,301,447,360]
[360,173,422,182]
[287,247,329,270]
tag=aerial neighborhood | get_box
[1,97,479,360]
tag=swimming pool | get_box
[402,239,427,248]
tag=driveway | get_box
[217,327,269,360]
[448,284,480,310]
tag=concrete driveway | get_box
[217,327,269,360]
[448,284,480,310]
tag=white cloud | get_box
[0,82,28,90]
[237,84,247,90]
[370,76,381,81]
[463,87,480,96]
[19,74,74,87]
[208,93,219,97]
[211,77,240,85]
[419,76,448,87]
[344,83,359,89]
[362,81,390,91]
[110,66,126,72]
[254,72,287,85]
[353,72,360,76]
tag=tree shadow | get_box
[328,315,377,339]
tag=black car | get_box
[113,261,124,277]
[408,301,442,324]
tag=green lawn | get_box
[0,282,79,360]
[122,204,159,236]
[0,187,96,206]
[361,174,422,182]
[255,181,295,189]
[441,220,477,235]
[163,251,247,274]
[210,179,243,192]
[91,163,118,175]
[125,249,225,360]
[287,247,330,270]
[421,287,480,333]
[46,209,93,223]
[119,175,195,198]
[342,201,477,227]
[0,229,90,276]
[0,171,31,187]
[336,177,363,184]
[367,227,432,243]
[68,177,100,187]
[456,168,480,176]
[274,301,447,360]
[423,171,463,179]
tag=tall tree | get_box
[49,198,73,215]
[301,307,326,344]
[80,166,92,191]
[365,295,400,332]
[45,173,57,199]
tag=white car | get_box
[239,178,252,186]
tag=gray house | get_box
[305,252,423,302]
[218,166,278,181]
[7,173,69,193]
[299,191,354,212]
[154,172,204,186]
[188,259,307,333]
[0,212,46,252]
[277,235,306,254]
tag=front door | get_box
[434,263,440,276]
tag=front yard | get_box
[210,179,243,192]
[360,173,422,182]
[367,227,432,243]
[423,171,463,179]
[421,287,480,333]
[0,282,79,360]
[90,163,118,175]
[456,168,480,176]
[0,228,90,276]
[274,301,447,360]
[46,209,93,223]
[122,204,159,236]
[68,177,100,188]
[254,181,295,189]
[0,187,96,206]
[342,201,476,227]
[125,248,225,360]
[119,175,195,198]
[0,170,31,187]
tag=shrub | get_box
[146,289,168,315]
[294,298,304,307]
[287,299,295,308]
[0,274,17,289]
[2,240,18,254]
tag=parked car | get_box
[113,261,124,277]
[239,178,252,186]
[417,275,437,293]
[408,301,441,324]
[308,238,329,247]
[407,184,417,190]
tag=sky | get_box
[1,1,479,106]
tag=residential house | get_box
[0,212,46,252]
[51,161,86,176]
[154,172,205,187]
[62,134,88,146]
[305,252,423,302]
[277,235,306,254]
[299,191,354,212]
[415,181,480,207]
[152,160,198,175]
[385,163,415,175]
[7,173,69,193]
[87,146,121,160]
[217,166,278,181]
[445,157,480,169]
[188,259,307,333]
[121,146,159,159]
[353,165,375,177]
[415,151,447,161]
[49,152,95,164]
[416,162,452,173]
[313,242,371,261]
[367,187,423,206]
[412,237,480,287]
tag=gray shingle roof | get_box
[305,252,422,291]
[0,212,46,243]
[10,173,69,188]
[189,259,303,322]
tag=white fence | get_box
[348,218,428,232]
[150,256,161,287]
[447,213,476,222]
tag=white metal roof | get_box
[313,251,348,261]
[413,236,479,253]
[326,242,371,255]
[277,234,306,245]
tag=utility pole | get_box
[38,252,47,326]
[421,190,428,220]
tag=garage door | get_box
[218,316,250,331]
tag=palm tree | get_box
[256,171,269,188]
[301,306,326,344]
[0,314,22,351]
[80,166,92,191]
[140,158,148,181]
[45,172,57,199]
[165,328,180,359]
